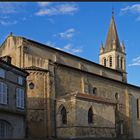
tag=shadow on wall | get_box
[75,114,116,138]
[26,97,48,138]
[25,96,133,138]
[56,101,133,138]
[26,96,57,139]
[56,100,116,138]
[115,106,132,138]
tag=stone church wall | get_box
[55,64,130,137]
[75,99,116,138]
[22,39,123,82]
[127,87,140,138]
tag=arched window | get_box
[88,107,93,124]
[115,92,119,100]
[120,57,123,69]
[117,55,119,68]
[109,56,112,67]
[0,120,12,138]
[103,58,106,66]
[0,82,8,104]
[37,58,40,66]
[61,106,67,124]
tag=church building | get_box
[0,13,140,138]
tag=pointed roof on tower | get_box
[104,10,121,52]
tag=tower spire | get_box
[99,10,127,82]
[104,10,121,52]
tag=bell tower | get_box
[99,11,127,82]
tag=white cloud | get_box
[46,41,82,54]
[38,2,51,7]
[36,9,55,16]
[128,56,140,66]
[121,4,140,14]
[55,47,63,51]
[64,44,72,49]
[47,18,55,24]
[57,4,78,14]
[120,4,140,21]
[0,3,28,26]
[59,28,75,39]
[46,41,56,47]
[0,2,22,14]
[0,20,17,26]
[35,3,78,16]
[62,43,83,54]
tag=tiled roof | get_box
[57,92,116,105]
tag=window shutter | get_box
[1,83,3,104]
[0,83,7,104]
[0,83,2,103]
[18,89,21,107]
[16,89,19,107]
[0,69,5,78]
[18,76,23,85]
[0,93,2,103]
[16,88,24,109]
[19,89,22,108]
[21,90,24,108]
[3,84,7,104]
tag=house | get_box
[0,56,28,138]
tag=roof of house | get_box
[0,58,29,76]
[57,92,116,105]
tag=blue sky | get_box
[0,2,140,86]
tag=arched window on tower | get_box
[120,57,123,69]
[88,107,93,124]
[117,55,119,68]
[61,106,67,124]
[103,58,106,66]
[109,56,112,67]
[32,57,35,66]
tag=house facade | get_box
[0,57,28,138]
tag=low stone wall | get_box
[57,126,115,138]
[75,127,116,138]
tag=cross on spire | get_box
[112,7,114,18]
